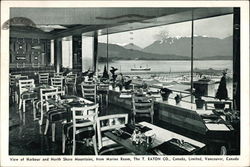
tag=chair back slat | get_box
[81,82,97,103]
[44,90,65,111]
[54,72,64,77]
[51,77,64,91]
[39,73,49,84]
[71,104,99,134]
[10,74,21,86]
[65,74,77,84]
[132,94,154,123]
[18,79,35,95]
[96,114,128,149]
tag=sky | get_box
[98,14,233,48]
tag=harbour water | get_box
[98,60,233,73]
[98,60,233,99]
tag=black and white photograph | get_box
[1,1,249,167]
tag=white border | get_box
[1,1,249,167]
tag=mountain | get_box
[122,43,142,51]
[142,36,233,59]
[97,42,189,61]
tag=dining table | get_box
[46,95,94,122]
[104,121,206,155]
[20,84,55,113]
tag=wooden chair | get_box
[15,76,29,106]
[81,82,97,104]
[65,74,77,95]
[62,104,99,155]
[51,77,64,92]
[9,74,21,103]
[38,73,49,84]
[96,114,131,155]
[97,83,110,107]
[43,90,67,142]
[18,79,35,113]
[54,72,64,77]
[33,87,58,123]
[132,94,154,124]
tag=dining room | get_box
[7,7,241,156]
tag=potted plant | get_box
[194,88,205,109]
[110,66,118,89]
[215,71,228,109]
[123,77,132,90]
[174,94,182,104]
[160,88,173,101]
[101,65,109,82]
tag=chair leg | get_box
[100,94,102,106]
[18,108,22,122]
[65,86,68,94]
[151,114,154,124]
[44,119,49,135]
[19,98,22,110]
[14,92,17,103]
[133,113,136,124]
[23,100,26,113]
[72,137,76,155]
[62,130,66,153]
[106,94,108,107]
[92,135,98,155]
[74,86,76,95]
[32,100,37,120]
[22,113,26,125]
[52,123,56,142]
[39,111,43,126]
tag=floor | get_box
[9,96,131,155]
[9,95,240,155]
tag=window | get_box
[97,14,233,102]
[50,40,54,65]
[82,35,94,72]
[194,14,233,99]
[62,36,73,68]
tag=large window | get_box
[193,14,233,99]
[62,36,73,68]
[82,35,94,71]
[50,40,54,65]
[97,14,233,101]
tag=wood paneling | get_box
[72,35,82,70]
[10,37,51,66]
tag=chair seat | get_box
[99,143,131,155]
[21,91,38,100]
[46,109,68,122]
[63,121,95,140]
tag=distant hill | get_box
[97,42,189,61]
[142,36,233,59]
[123,43,142,51]
[199,56,232,60]
[97,36,233,61]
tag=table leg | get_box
[23,100,26,113]
[32,100,37,120]
[52,123,56,142]
[19,98,22,110]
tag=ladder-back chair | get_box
[38,73,49,84]
[62,104,99,155]
[96,114,132,155]
[132,94,154,124]
[81,82,97,104]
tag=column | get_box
[72,35,82,71]
[54,39,62,72]
[233,8,240,111]
[93,31,98,73]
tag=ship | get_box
[131,65,151,71]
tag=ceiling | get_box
[9,7,233,39]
